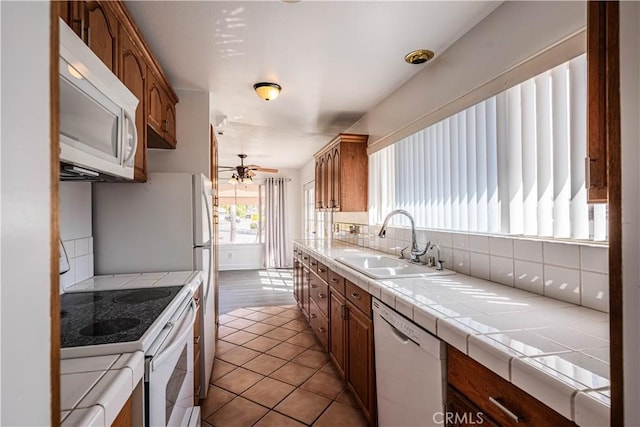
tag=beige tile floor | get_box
[201,305,368,427]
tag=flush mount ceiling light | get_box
[404,49,435,65]
[253,82,282,101]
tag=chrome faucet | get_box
[426,243,444,271]
[377,209,429,264]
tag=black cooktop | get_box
[60,286,184,348]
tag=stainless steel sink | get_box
[335,254,455,279]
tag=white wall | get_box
[147,89,210,177]
[620,1,640,423]
[348,1,586,147]
[219,244,264,271]
[59,182,94,291]
[0,2,51,425]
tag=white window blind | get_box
[369,54,607,242]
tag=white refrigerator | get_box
[93,172,216,399]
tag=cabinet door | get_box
[301,268,310,320]
[322,152,331,210]
[329,291,346,378]
[119,29,146,182]
[314,157,324,209]
[147,71,164,135]
[164,97,177,147]
[326,151,334,209]
[58,1,74,28]
[331,146,341,210]
[346,301,375,422]
[83,1,118,73]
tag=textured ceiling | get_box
[125,1,501,171]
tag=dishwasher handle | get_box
[381,315,416,346]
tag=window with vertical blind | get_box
[369,54,608,242]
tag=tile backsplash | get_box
[60,237,94,292]
[333,222,609,313]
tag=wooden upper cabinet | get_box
[315,157,324,209]
[314,134,368,212]
[83,1,118,73]
[331,146,341,210]
[146,69,178,149]
[119,27,146,182]
[587,1,619,203]
[147,72,164,133]
[164,98,177,146]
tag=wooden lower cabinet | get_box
[447,346,577,427]
[291,254,376,425]
[329,290,346,378]
[111,396,133,427]
[445,386,497,427]
[346,299,375,424]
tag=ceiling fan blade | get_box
[218,166,236,171]
[247,170,256,177]
[251,167,279,173]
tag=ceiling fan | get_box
[219,154,279,184]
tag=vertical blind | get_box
[369,54,608,242]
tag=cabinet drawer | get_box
[316,261,329,282]
[447,346,576,427]
[309,273,329,317]
[328,270,345,295]
[309,256,319,273]
[309,300,329,350]
[301,252,310,267]
[345,280,371,317]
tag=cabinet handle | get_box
[350,292,361,300]
[341,305,348,320]
[319,293,327,299]
[194,335,201,345]
[311,262,317,266]
[303,256,309,260]
[195,386,201,398]
[318,327,326,333]
[310,313,317,319]
[310,284,317,288]
[331,278,339,283]
[489,397,521,423]
[194,297,200,306]
[319,268,326,273]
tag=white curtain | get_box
[264,178,291,268]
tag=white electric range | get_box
[62,271,202,427]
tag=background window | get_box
[218,183,265,244]
[369,54,607,242]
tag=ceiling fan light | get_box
[253,82,281,101]
[229,174,239,185]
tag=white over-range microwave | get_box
[58,19,139,181]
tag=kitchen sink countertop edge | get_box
[294,239,610,426]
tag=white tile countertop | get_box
[65,270,202,292]
[294,239,610,426]
[61,352,144,426]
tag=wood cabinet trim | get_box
[108,1,179,103]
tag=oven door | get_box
[146,297,196,427]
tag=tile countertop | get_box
[64,270,202,293]
[294,239,610,426]
[61,352,144,426]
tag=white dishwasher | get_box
[373,298,445,427]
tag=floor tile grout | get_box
[203,303,366,426]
